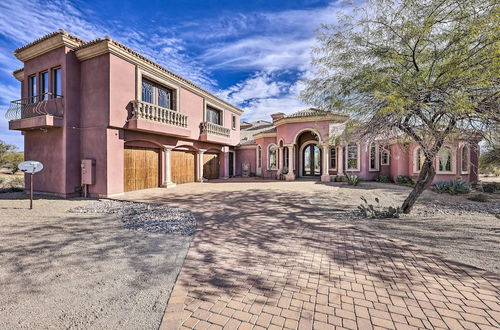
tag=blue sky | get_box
[0,0,345,149]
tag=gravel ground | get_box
[0,193,193,329]
[310,181,500,273]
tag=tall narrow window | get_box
[283,147,289,168]
[206,106,222,125]
[381,148,390,165]
[52,67,62,97]
[438,147,453,172]
[268,144,277,169]
[232,115,236,129]
[414,148,425,172]
[461,145,469,173]
[141,80,154,104]
[28,74,36,103]
[329,146,337,169]
[158,86,172,109]
[39,71,48,100]
[257,145,262,168]
[369,143,379,171]
[346,143,359,170]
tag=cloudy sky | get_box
[0,0,345,149]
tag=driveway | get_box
[121,179,500,330]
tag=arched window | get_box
[268,144,278,170]
[257,145,262,169]
[369,143,379,171]
[381,148,390,166]
[461,145,469,174]
[438,147,453,173]
[329,146,337,169]
[346,142,359,171]
[414,147,425,172]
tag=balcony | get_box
[6,93,64,130]
[199,121,231,144]
[127,100,190,137]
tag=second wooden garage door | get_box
[124,147,160,192]
[171,150,196,184]
[203,153,220,180]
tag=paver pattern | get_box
[121,180,500,330]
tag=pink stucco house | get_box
[6,30,479,197]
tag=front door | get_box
[302,144,321,176]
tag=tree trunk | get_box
[401,157,436,214]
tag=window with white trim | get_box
[268,144,277,170]
[346,143,359,171]
[414,147,425,172]
[329,146,337,169]
[381,148,390,165]
[206,106,222,125]
[141,79,175,110]
[231,114,236,129]
[369,143,379,171]
[438,147,453,173]
[461,145,469,174]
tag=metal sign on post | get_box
[18,161,44,209]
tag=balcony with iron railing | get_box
[127,100,190,137]
[6,93,64,130]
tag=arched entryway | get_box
[302,143,322,176]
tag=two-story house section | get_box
[6,30,243,197]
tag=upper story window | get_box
[28,74,36,103]
[438,147,453,173]
[232,114,236,130]
[141,79,175,110]
[52,67,62,98]
[346,143,359,171]
[141,80,154,104]
[329,146,337,169]
[40,71,49,101]
[206,106,222,125]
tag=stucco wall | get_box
[235,148,257,176]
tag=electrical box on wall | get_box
[81,159,95,185]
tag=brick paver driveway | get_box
[121,180,500,329]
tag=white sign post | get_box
[18,161,44,209]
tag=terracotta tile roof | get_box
[285,108,343,118]
[13,29,84,54]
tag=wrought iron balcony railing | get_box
[5,93,64,121]
[200,121,231,137]
[131,100,188,128]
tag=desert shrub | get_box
[8,176,24,189]
[433,178,470,194]
[345,174,360,186]
[482,182,500,193]
[396,175,415,187]
[375,174,391,183]
[3,152,24,174]
[358,197,401,218]
[468,193,490,202]
[0,177,4,185]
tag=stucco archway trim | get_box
[293,128,323,145]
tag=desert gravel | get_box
[0,193,193,329]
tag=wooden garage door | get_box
[203,153,220,180]
[124,147,160,192]
[171,150,196,184]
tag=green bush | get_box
[433,178,471,194]
[468,193,490,202]
[482,182,500,193]
[345,174,361,186]
[3,152,24,174]
[396,175,415,187]
[358,196,401,218]
[375,174,392,183]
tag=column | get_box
[197,149,206,182]
[285,144,296,180]
[337,145,344,176]
[163,147,176,188]
[321,144,331,182]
